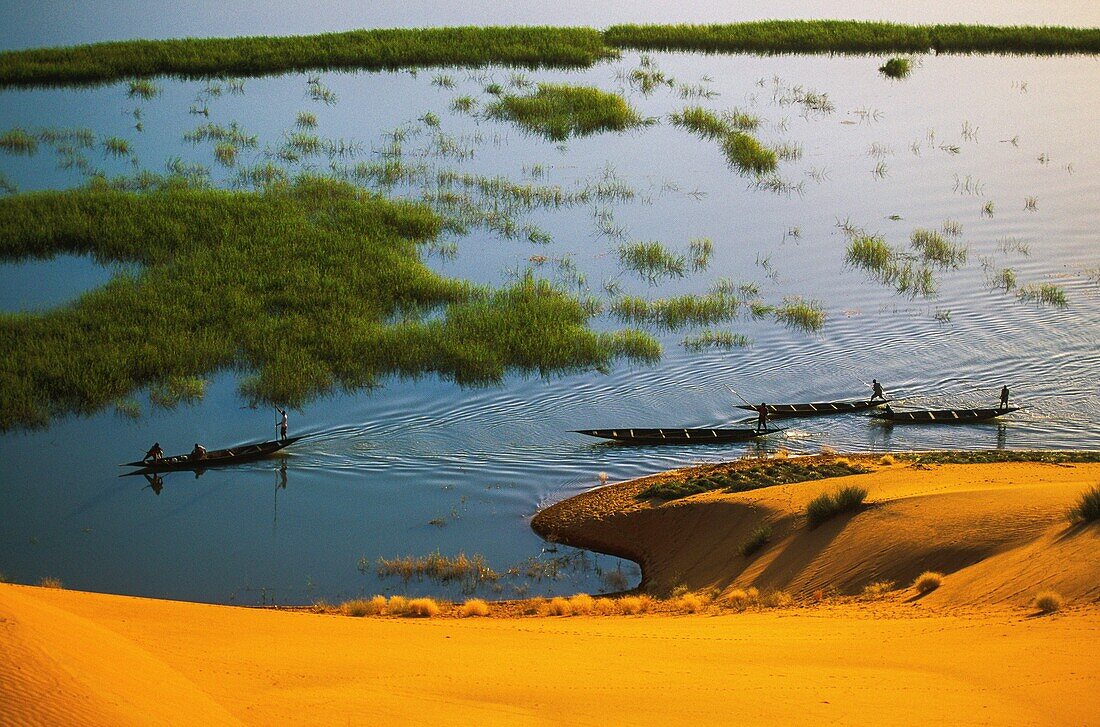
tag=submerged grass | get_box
[682,329,748,351]
[879,57,911,78]
[0,177,659,430]
[911,228,966,268]
[611,292,738,331]
[485,83,645,141]
[639,459,870,501]
[617,241,686,284]
[669,105,776,175]
[0,128,39,155]
[1017,282,1068,307]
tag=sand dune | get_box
[1,582,1098,725]
[533,458,1100,606]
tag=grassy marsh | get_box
[638,459,870,501]
[0,178,659,430]
[485,83,645,141]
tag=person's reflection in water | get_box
[277,460,288,490]
[996,423,1007,450]
[142,472,164,495]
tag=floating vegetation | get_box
[431,73,455,88]
[620,53,675,95]
[450,95,478,114]
[750,173,803,196]
[961,120,979,141]
[371,551,498,593]
[989,267,1017,291]
[483,82,503,96]
[953,174,984,196]
[638,458,869,502]
[126,78,160,99]
[871,160,888,178]
[772,79,835,115]
[1017,282,1067,307]
[722,132,777,175]
[1024,196,1038,211]
[725,107,760,131]
[611,291,739,331]
[844,228,936,298]
[998,237,1030,255]
[682,329,748,351]
[0,179,660,430]
[419,111,440,128]
[774,296,826,332]
[868,142,892,158]
[933,308,952,323]
[772,141,802,161]
[213,142,238,167]
[911,228,966,268]
[982,200,995,217]
[688,237,712,271]
[149,375,206,409]
[184,122,258,148]
[295,111,317,129]
[941,219,962,237]
[617,241,686,284]
[0,128,38,155]
[102,136,131,157]
[878,57,911,78]
[669,106,728,139]
[485,83,645,141]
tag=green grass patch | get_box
[127,78,160,99]
[485,83,645,141]
[910,228,966,268]
[669,106,729,139]
[903,450,1100,465]
[670,106,774,175]
[617,241,686,284]
[739,524,772,557]
[0,128,39,156]
[604,21,1100,55]
[774,296,825,332]
[806,484,868,527]
[682,329,748,351]
[611,291,738,331]
[879,57,911,78]
[638,459,871,501]
[845,229,937,298]
[0,177,659,430]
[1017,282,1068,307]
[1067,484,1100,523]
[721,131,776,175]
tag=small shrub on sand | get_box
[914,571,944,594]
[341,598,376,617]
[723,587,760,611]
[740,524,772,557]
[541,596,573,616]
[593,597,618,615]
[405,598,442,617]
[310,599,333,613]
[459,599,490,617]
[1067,484,1100,523]
[569,593,596,615]
[38,577,63,589]
[861,580,896,599]
[675,592,710,613]
[617,595,656,614]
[806,485,868,527]
[387,595,410,614]
[879,454,896,465]
[762,590,793,608]
[1034,591,1063,614]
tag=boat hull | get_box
[870,408,1019,423]
[574,428,780,445]
[121,436,304,471]
[734,400,886,419]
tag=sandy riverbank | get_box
[2,457,1098,724]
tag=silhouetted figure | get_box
[277,407,288,441]
[142,442,163,464]
[755,403,769,432]
[999,385,1010,410]
[870,379,886,402]
[190,443,207,461]
[143,472,164,495]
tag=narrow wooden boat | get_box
[870,407,1019,423]
[734,400,887,419]
[120,436,304,471]
[574,427,781,445]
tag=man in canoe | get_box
[190,443,207,461]
[870,379,886,403]
[277,407,288,441]
[755,403,769,433]
[999,385,1010,410]
[142,442,163,464]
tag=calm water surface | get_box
[1,3,1098,604]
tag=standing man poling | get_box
[755,403,769,433]
[999,385,1010,410]
[870,379,886,403]
[277,406,288,441]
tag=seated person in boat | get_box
[142,442,164,463]
[870,379,886,402]
[752,402,770,431]
[190,443,207,461]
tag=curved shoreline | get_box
[532,451,1100,606]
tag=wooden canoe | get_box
[870,407,1019,423]
[574,427,781,445]
[121,436,304,471]
[734,400,887,419]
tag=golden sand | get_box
[1,459,1098,724]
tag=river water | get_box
[1,2,1098,604]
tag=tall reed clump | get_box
[485,83,645,141]
[0,27,615,87]
[1067,484,1100,523]
[806,485,868,527]
[0,178,660,430]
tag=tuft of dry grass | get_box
[913,571,943,594]
[674,592,710,613]
[405,597,442,617]
[38,577,63,589]
[459,598,490,617]
[593,597,618,615]
[1067,484,1100,523]
[310,599,333,613]
[762,590,793,608]
[723,587,760,611]
[860,580,896,600]
[879,454,896,465]
[541,596,574,616]
[340,598,376,617]
[1033,590,1063,614]
[569,593,596,615]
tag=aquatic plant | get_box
[989,267,1016,291]
[681,330,749,351]
[0,179,660,430]
[0,128,39,155]
[126,78,160,99]
[485,83,645,141]
[295,111,317,129]
[184,121,258,148]
[910,228,966,268]
[879,57,911,78]
[721,131,777,175]
[102,136,131,157]
[617,241,686,284]
[1017,282,1067,307]
[450,95,478,114]
[774,297,826,332]
[611,292,738,331]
